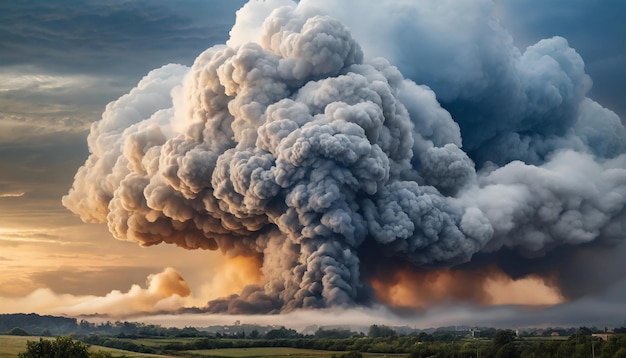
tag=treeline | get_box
[0,313,78,336]
[6,314,626,357]
[0,313,237,338]
[80,328,626,358]
[5,313,626,339]
[16,329,626,358]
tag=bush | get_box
[18,336,89,358]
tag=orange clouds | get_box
[193,255,263,303]
[0,267,191,317]
[146,267,191,297]
[371,265,563,310]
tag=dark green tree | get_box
[493,329,516,348]
[265,326,300,339]
[18,336,89,358]
[368,325,397,338]
[495,342,520,358]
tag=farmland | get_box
[0,335,173,358]
[3,314,626,358]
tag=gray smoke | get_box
[64,1,626,312]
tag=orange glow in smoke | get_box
[371,265,564,309]
[199,255,263,301]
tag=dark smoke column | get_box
[64,3,626,312]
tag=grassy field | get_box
[0,335,408,358]
[181,347,407,357]
[0,335,174,358]
[183,347,342,357]
[0,335,33,358]
[123,337,197,347]
[521,336,570,341]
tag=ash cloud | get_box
[64,1,626,313]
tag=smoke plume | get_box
[64,0,626,313]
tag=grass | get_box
[181,347,407,358]
[521,336,569,341]
[0,335,174,358]
[87,345,174,357]
[122,337,197,347]
[182,347,342,357]
[0,335,35,358]
[0,336,407,358]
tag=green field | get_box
[0,335,174,358]
[181,347,407,357]
[0,336,409,358]
[520,336,569,341]
[0,335,32,358]
[183,347,342,357]
[122,337,197,347]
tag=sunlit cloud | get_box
[0,191,25,198]
[0,68,95,92]
[0,267,191,317]
[0,229,74,245]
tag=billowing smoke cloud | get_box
[64,0,626,313]
[0,268,191,317]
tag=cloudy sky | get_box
[1,0,626,329]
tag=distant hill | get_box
[0,313,78,336]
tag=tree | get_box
[495,342,520,358]
[18,336,89,358]
[265,326,300,339]
[368,325,397,338]
[315,328,355,339]
[493,329,516,348]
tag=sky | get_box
[1,0,626,329]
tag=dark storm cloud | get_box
[458,241,626,302]
[0,0,246,77]
[387,280,626,328]
[496,0,626,119]
[460,279,626,328]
